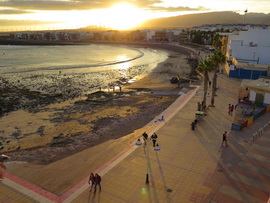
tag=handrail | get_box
[251,120,270,144]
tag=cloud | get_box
[0,0,81,10]
[0,0,168,10]
[0,9,31,14]
[149,6,207,12]
[0,19,54,26]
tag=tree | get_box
[210,50,226,106]
[212,34,222,50]
[197,58,214,110]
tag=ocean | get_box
[0,44,168,95]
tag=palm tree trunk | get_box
[202,71,209,110]
[211,69,218,106]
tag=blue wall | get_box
[229,68,267,80]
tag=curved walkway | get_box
[1,86,199,203]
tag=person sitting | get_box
[154,143,160,151]
[135,138,142,146]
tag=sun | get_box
[102,3,148,30]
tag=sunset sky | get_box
[0,0,270,31]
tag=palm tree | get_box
[210,51,226,106]
[197,58,214,110]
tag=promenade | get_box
[73,74,270,203]
[1,74,270,202]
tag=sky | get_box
[0,0,270,31]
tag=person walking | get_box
[221,131,228,147]
[230,104,234,116]
[88,172,95,191]
[154,143,160,151]
[228,104,231,115]
[94,173,102,192]
[150,133,158,147]
[142,132,148,145]
[191,121,195,131]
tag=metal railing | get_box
[251,120,270,144]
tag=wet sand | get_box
[0,49,197,164]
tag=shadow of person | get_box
[155,152,172,203]
[143,144,159,203]
[88,189,96,203]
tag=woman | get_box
[88,172,95,191]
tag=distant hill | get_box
[140,12,270,29]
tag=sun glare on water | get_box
[101,3,148,30]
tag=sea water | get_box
[0,44,168,95]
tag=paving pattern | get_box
[72,75,270,203]
[1,74,270,203]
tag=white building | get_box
[227,28,270,65]
[144,30,155,41]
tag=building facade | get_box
[228,27,270,65]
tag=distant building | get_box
[225,27,270,79]
[228,28,270,65]
[144,30,155,42]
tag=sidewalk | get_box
[73,75,270,203]
[1,74,269,203]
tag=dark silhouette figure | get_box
[230,104,234,115]
[94,173,101,192]
[228,104,231,115]
[191,121,195,131]
[142,132,148,144]
[150,133,158,147]
[88,172,95,191]
[222,131,228,147]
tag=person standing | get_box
[94,173,102,192]
[222,131,228,147]
[150,133,158,147]
[88,172,95,191]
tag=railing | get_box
[251,120,270,144]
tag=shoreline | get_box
[0,44,199,163]
[0,40,197,55]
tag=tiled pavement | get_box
[1,74,270,203]
[72,75,270,203]
[0,184,36,203]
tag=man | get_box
[150,133,158,147]
[222,131,228,147]
[94,173,102,192]
[142,132,148,145]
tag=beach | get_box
[0,45,196,163]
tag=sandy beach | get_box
[0,46,197,164]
